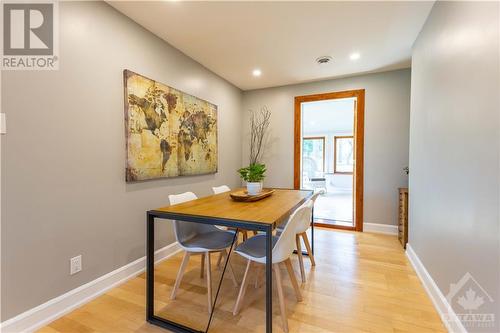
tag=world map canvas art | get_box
[124,70,218,182]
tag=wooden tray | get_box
[230,189,275,202]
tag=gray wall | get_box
[241,69,411,226]
[1,2,242,320]
[409,1,499,330]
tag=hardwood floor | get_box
[37,229,446,333]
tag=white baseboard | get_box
[406,244,467,333]
[0,242,181,333]
[363,222,398,235]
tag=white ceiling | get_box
[109,1,434,91]
[303,98,355,134]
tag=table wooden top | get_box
[153,188,312,226]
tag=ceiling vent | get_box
[316,56,333,65]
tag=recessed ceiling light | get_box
[252,69,262,77]
[350,52,361,60]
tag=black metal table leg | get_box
[205,231,238,333]
[146,212,204,333]
[146,212,154,321]
[145,189,311,333]
[311,206,315,255]
[146,211,276,333]
[265,224,273,333]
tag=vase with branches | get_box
[238,106,271,195]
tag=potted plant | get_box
[238,107,271,195]
[238,163,267,195]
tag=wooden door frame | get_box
[294,89,365,232]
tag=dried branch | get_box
[249,106,271,165]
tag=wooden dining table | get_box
[146,188,312,333]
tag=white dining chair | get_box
[212,185,231,194]
[168,192,238,313]
[293,198,316,283]
[212,185,236,269]
[232,204,307,333]
[274,192,320,283]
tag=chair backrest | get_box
[271,203,311,263]
[169,191,197,205]
[212,185,231,194]
[310,192,321,205]
[294,199,314,234]
[168,192,217,247]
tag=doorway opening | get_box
[294,90,364,231]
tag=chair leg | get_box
[171,251,191,300]
[216,251,223,270]
[302,232,316,266]
[234,229,240,246]
[295,234,306,283]
[254,264,263,289]
[200,252,205,278]
[274,263,289,333]
[233,259,252,315]
[206,252,212,314]
[222,249,239,287]
[242,230,248,241]
[284,258,302,302]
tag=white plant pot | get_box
[246,182,263,195]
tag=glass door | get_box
[301,137,325,190]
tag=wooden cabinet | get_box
[398,188,409,248]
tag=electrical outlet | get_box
[70,255,82,275]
